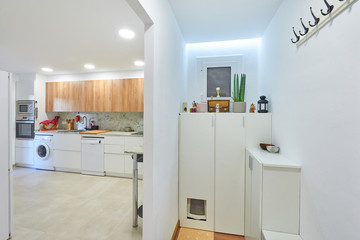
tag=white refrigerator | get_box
[0,70,11,240]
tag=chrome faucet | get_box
[82,116,88,129]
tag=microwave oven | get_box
[16,100,35,121]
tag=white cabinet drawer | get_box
[15,147,34,165]
[125,137,143,151]
[53,134,81,151]
[104,145,125,154]
[104,154,125,173]
[54,150,81,170]
[16,139,34,148]
[104,136,125,145]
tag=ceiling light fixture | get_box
[41,67,53,72]
[118,29,135,39]
[84,64,95,69]
[134,61,144,66]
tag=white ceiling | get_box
[0,0,144,75]
[168,0,284,43]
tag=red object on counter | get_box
[75,115,80,123]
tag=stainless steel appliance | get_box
[16,100,35,139]
[16,121,35,139]
[16,100,35,121]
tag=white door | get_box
[0,71,10,240]
[215,114,245,235]
[179,113,215,231]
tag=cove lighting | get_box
[84,64,95,69]
[118,29,135,39]
[41,67,53,72]
[134,61,144,66]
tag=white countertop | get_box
[247,147,302,169]
[35,130,143,137]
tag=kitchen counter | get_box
[35,130,143,136]
[99,131,143,137]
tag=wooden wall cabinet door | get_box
[46,78,144,112]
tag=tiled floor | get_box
[177,227,245,240]
[11,167,142,240]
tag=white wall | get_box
[134,0,187,239]
[34,74,47,127]
[0,70,10,239]
[259,1,360,239]
[186,39,261,110]
[15,72,35,100]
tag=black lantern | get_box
[257,95,268,113]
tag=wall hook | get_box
[309,7,320,27]
[291,27,300,44]
[321,0,334,16]
[299,18,309,36]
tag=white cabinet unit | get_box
[15,139,34,166]
[245,149,301,240]
[215,114,245,235]
[179,114,215,231]
[104,136,143,179]
[179,113,271,235]
[53,134,81,172]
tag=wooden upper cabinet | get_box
[46,78,144,112]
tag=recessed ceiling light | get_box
[84,64,95,69]
[118,29,135,39]
[134,61,144,66]
[41,67,53,72]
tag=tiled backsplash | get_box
[44,112,143,132]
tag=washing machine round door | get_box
[36,143,50,160]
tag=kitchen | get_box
[1,0,147,239]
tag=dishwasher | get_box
[81,136,105,176]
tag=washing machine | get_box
[33,133,54,170]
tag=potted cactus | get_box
[232,73,246,113]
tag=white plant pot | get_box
[233,102,246,113]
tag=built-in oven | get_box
[16,100,35,121]
[16,121,35,139]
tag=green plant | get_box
[232,73,246,102]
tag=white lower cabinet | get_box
[104,136,143,179]
[53,134,81,172]
[54,150,81,171]
[245,149,301,240]
[105,153,125,173]
[179,113,271,235]
[15,139,34,166]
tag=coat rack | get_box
[291,0,358,47]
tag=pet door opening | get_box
[187,198,207,221]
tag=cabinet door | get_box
[54,150,81,171]
[245,152,263,240]
[179,114,215,231]
[112,78,144,112]
[53,134,81,151]
[105,153,125,173]
[215,114,245,235]
[15,147,34,165]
